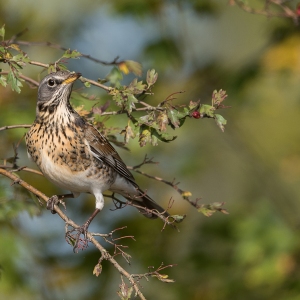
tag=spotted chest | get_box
[25,121,117,193]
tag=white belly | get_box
[39,154,111,194]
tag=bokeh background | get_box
[1,1,300,299]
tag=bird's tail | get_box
[126,187,169,219]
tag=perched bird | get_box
[25,71,168,245]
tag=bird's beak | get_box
[62,72,82,85]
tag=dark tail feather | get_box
[127,188,169,219]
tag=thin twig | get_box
[0,124,31,131]
[13,40,121,66]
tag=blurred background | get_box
[1,0,300,299]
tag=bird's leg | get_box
[47,193,74,214]
[66,208,100,252]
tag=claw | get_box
[65,208,100,252]
[65,223,90,252]
[47,195,59,214]
[46,194,70,214]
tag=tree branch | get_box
[0,167,149,299]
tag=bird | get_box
[25,70,169,248]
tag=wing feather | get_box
[84,124,135,182]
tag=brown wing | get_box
[84,124,136,183]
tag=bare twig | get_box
[13,40,121,66]
[0,124,31,131]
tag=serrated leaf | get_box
[125,94,138,113]
[214,114,227,132]
[0,25,5,40]
[112,91,123,107]
[146,69,158,87]
[200,104,215,118]
[12,53,30,65]
[128,78,146,94]
[62,49,82,59]
[7,70,22,93]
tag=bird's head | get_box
[37,71,81,114]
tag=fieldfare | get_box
[25,71,169,246]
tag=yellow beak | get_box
[62,72,82,85]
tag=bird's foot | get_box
[46,195,67,214]
[65,222,90,253]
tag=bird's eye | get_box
[48,79,55,87]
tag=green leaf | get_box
[48,65,56,73]
[151,134,158,146]
[188,100,200,110]
[12,53,30,65]
[199,104,215,118]
[146,69,158,87]
[128,78,146,94]
[169,214,186,223]
[167,109,180,128]
[106,67,123,87]
[138,114,155,126]
[62,49,82,59]
[111,91,124,107]
[198,202,228,217]
[0,24,5,40]
[153,131,177,143]
[126,94,138,113]
[84,81,91,88]
[56,63,68,71]
[7,70,22,93]
[0,75,7,87]
[214,114,227,132]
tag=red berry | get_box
[297,4,300,16]
[192,111,200,119]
